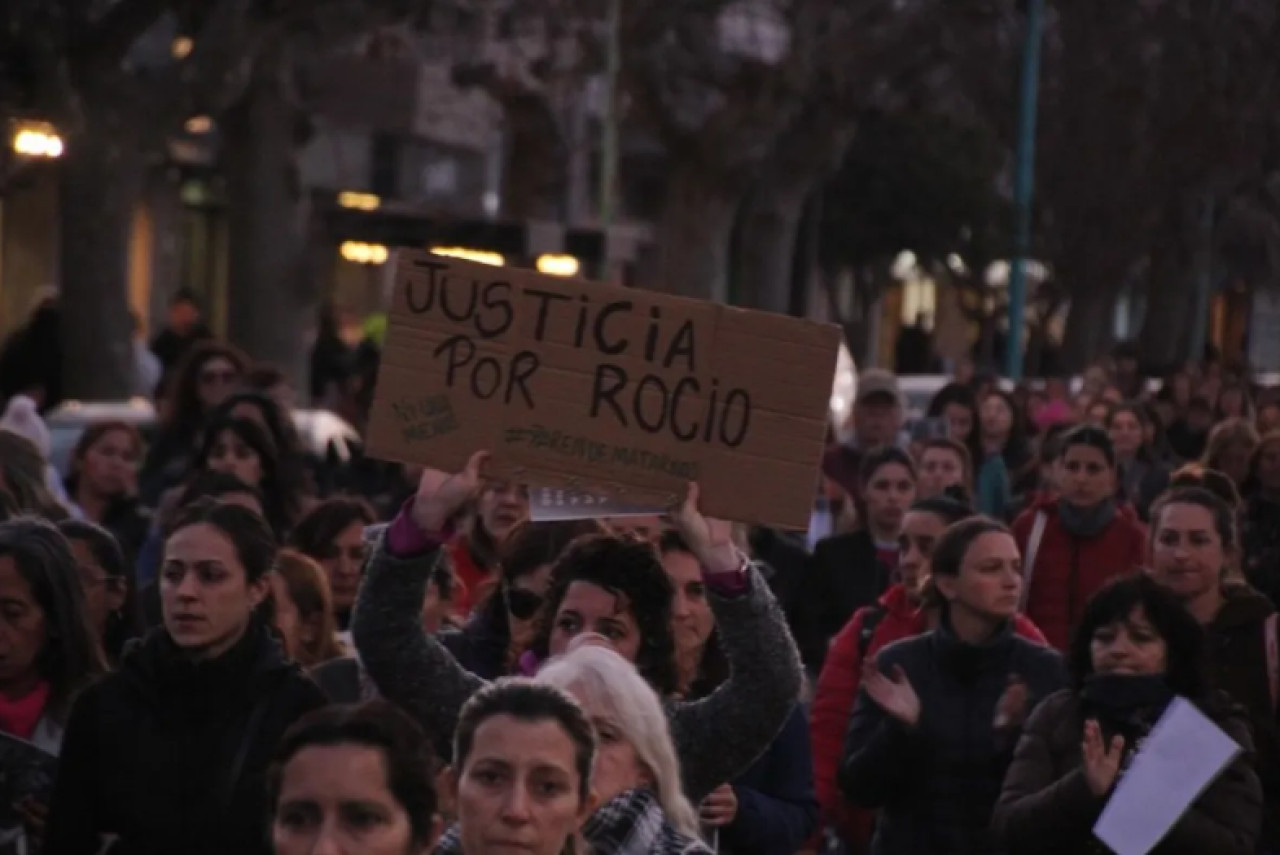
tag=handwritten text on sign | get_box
[365,250,840,529]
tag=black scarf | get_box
[1058,497,1118,539]
[1080,673,1173,735]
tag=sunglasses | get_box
[505,587,544,620]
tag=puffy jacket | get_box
[993,690,1262,855]
[812,586,1046,851]
[1012,498,1147,650]
[839,620,1066,855]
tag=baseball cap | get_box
[856,369,901,406]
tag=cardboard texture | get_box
[366,250,841,529]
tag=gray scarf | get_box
[1057,497,1117,539]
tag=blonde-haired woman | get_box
[1202,417,1260,493]
[538,642,710,855]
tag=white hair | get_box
[537,644,701,837]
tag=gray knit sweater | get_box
[351,533,803,802]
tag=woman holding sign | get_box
[351,451,802,804]
[993,574,1262,855]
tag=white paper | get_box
[529,487,662,521]
[1092,696,1241,855]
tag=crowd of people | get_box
[2,306,1280,855]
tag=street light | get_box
[11,122,63,159]
[536,254,581,277]
[337,191,381,211]
[341,241,389,265]
[430,247,505,267]
[184,115,214,135]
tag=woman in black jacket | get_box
[839,516,1065,855]
[46,499,326,855]
[993,574,1262,855]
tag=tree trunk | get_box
[1137,200,1197,370]
[222,56,315,394]
[1060,284,1120,372]
[646,162,742,301]
[735,178,810,313]
[60,108,144,400]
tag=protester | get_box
[46,499,326,855]
[1202,417,1260,493]
[0,430,70,520]
[215,390,315,501]
[1107,402,1171,521]
[197,414,298,536]
[288,496,377,631]
[1013,425,1148,651]
[140,340,250,504]
[916,438,973,501]
[822,369,906,501]
[799,448,916,669]
[149,288,213,375]
[268,701,440,855]
[1242,431,1280,604]
[267,548,346,668]
[443,478,531,618]
[660,531,818,855]
[976,390,1033,518]
[1146,487,1280,850]
[58,519,139,663]
[63,420,150,560]
[993,574,1262,855]
[839,517,1065,854]
[441,679,596,855]
[352,453,802,803]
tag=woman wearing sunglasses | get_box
[440,519,605,679]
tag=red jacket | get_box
[809,584,1046,852]
[1011,496,1148,651]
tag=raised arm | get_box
[666,484,804,803]
[351,454,492,755]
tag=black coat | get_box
[45,621,326,855]
[796,530,891,670]
[839,621,1066,855]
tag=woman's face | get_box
[78,428,138,498]
[663,550,714,657]
[161,523,268,660]
[980,395,1013,440]
[269,573,305,664]
[197,356,241,411]
[942,403,974,442]
[1108,412,1144,459]
[936,531,1022,622]
[207,429,264,488]
[273,744,422,855]
[69,538,125,642]
[1215,441,1255,487]
[1257,441,1280,492]
[1089,606,1168,676]
[506,564,554,654]
[1149,503,1225,604]
[319,522,368,613]
[898,510,949,594]
[0,555,47,693]
[917,448,964,500]
[548,582,641,663]
[477,482,531,543]
[1086,403,1110,426]
[1258,405,1280,436]
[863,463,915,536]
[571,690,652,806]
[456,714,590,855]
[1220,389,1244,417]
[1059,444,1114,508]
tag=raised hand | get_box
[411,451,489,533]
[993,674,1030,730]
[1082,719,1125,796]
[668,482,739,574]
[863,660,921,728]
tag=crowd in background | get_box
[1,287,1280,855]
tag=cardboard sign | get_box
[365,250,841,528]
[530,487,663,522]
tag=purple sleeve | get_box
[385,499,451,557]
[703,556,752,598]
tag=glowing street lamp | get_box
[536,254,580,277]
[341,241,389,265]
[337,191,381,211]
[430,247,505,267]
[11,122,63,159]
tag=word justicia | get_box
[402,258,753,448]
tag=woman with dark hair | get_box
[1147,487,1280,850]
[197,414,296,536]
[214,390,315,502]
[1012,425,1148,651]
[352,452,802,804]
[46,499,326,854]
[811,492,1039,850]
[927,383,983,463]
[799,447,916,670]
[64,421,150,560]
[288,496,378,631]
[140,340,251,505]
[839,517,1065,855]
[269,701,439,855]
[993,574,1262,854]
[58,519,140,663]
[660,530,818,855]
[977,390,1034,519]
[1106,402,1171,521]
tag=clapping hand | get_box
[668,482,739,575]
[1082,719,1125,796]
[993,674,1030,730]
[863,659,921,728]
[411,451,489,533]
